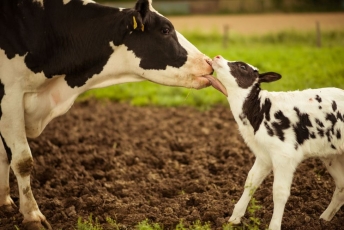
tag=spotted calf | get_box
[212,55,344,230]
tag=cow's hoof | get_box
[23,220,52,230]
[1,203,17,213]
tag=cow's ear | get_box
[258,72,281,83]
[135,0,151,21]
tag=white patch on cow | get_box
[63,0,71,5]
[86,43,145,89]
[119,7,124,11]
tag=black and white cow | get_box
[0,0,227,229]
[212,55,344,230]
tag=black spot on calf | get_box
[264,121,274,137]
[317,128,325,137]
[242,85,271,133]
[315,95,322,103]
[337,111,343,121]
[315,118,324,128]
[332,101,337,112]
[336,129,341,139]
[272,110,290,141]
[293,107,313,145]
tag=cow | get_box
[0,0,227,229]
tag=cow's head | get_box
[113,0,226,95]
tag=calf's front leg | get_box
[229,157,272,224]
[268,156,297,230]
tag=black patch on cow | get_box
[0,132,12,164]
[124,11,187,70]
[336,129,341,139]
[319,106,322,110]
[293,107,313,145]
[242,84,272,133]
[264,121,274,137]
[332,101,337,112]
[0,80,4,118]
[315,118,324,127]
[0,0,189,88]
[331,144,336,150]
[271,110,290,141]
[228,62,259,89]
[315,95,322,103]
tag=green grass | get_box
[79,29,344,108]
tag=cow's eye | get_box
[161,28,170,35]
[240,65,246,70]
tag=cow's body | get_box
[0,0,222,228]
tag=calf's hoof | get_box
[23,220,52,230]
[228,216,241,224]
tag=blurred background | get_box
[99,0,344,14]
[82,0,344,108]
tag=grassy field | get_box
[80,29,344,109]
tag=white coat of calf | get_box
[212,55,344,230]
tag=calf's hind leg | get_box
[320,155,344,221]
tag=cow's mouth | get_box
[202,75,228,97]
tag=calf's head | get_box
[116,0,226,94]
[212,55,281,93]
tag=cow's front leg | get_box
[0,137,16,211]
[0,92,51,230]
[229,157,272,224]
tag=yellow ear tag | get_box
[133,16,137,30]
[141,24,144,32]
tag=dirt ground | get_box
[0,99,343,230]
[169,12,344,35]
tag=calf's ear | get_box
[258,72,281,83]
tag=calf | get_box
[212,55,344,230]
[0,0,226,229]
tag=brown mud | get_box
[0,100,343,230]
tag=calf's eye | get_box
[161,28,170,35]
[240,65,246,70]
